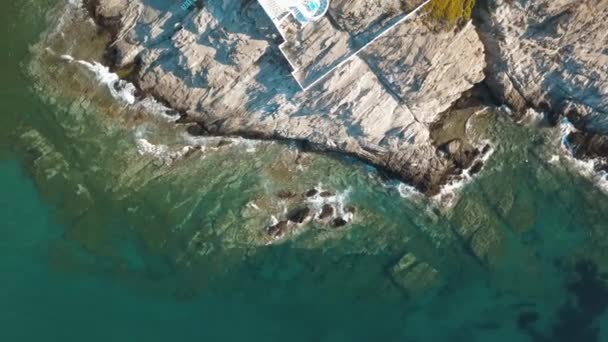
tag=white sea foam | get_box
[563,155,608,193]
[182,133,265,152]
[557,118,608,193]
[520,107,545,125]
[56,53,136,105]
[269,215,279,226]
[432,142,496,208]
[56,51,181,121]
[378,136,495,206]
[135,138,169,157]
[548,154,560,164]
[135,138,193,165]
[381,179,423,200]
[247,201,260,210]
[73,59,137,105]
[396,182,421,199]
[263,184,355,236]
[135,97,180,122]
[304,184,353,221]
[559,118,574,147]
[370,166,424,201]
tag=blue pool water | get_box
[307,0,320,12]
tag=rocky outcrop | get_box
[264,186,355,242]
[329,0,425,37]
[476,0,608,180]
[566,130,608,174]
[478,0,608,128]
[88,0,487,194]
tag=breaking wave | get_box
[135,138,193,165]
[304,185,354,222]
[557,118,608,193]
[73,59,137,105]
[432,141,496,208]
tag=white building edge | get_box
[257,0,432,91]
[257,0,330,32]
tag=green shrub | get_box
[425,0,476,28]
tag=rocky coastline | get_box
[476,0,608,169]
[81,0,607,195]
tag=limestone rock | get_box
[331,217,347,228]
[287,206,311,224]
[319,204,334,219]
[267,220,289,239]
[329,0,425,36]
[91,0,487,194]
[479,0,608,129]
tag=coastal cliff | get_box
[87,0,487,195]
[478,0,608,172]
[478,0,607,125]
[85,0,607,193]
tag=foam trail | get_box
[558,117,576,153]
[557,118,608,193]
[183,133,265,151]
[135,138,193,165]
[56,53,136,105]
[396,183,421,199]
[74,59,137,105]
[57,51,182,120]
[432,142,495,208]
[135,97,181,122]
[304,184,353,221]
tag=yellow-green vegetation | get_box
[425,0,476,28]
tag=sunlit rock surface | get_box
[479,0,608,129]
[88,0,487,194]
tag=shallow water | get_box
[2,1,608,341]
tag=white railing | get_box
[258,0,290,21]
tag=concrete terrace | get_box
[257,0,432,90]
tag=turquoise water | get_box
[2,0,608,341]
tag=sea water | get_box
[2,1,608,341]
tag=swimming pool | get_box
[306,0,320,12]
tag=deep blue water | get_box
[0,159,204,341]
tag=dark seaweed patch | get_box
[517,311,539,330]
[520,260,608,342]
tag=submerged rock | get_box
[287,207,311,224]
[267,220,289,239]
[319,204,335,220]
[469,226,503,265]
[319,190,335,197]
[469,161,484,175]
[390,252,440,293]
[345,205,356,214]
[276,190,297,199]
[216,139,233,147]
[331,217,348,228]
[305,189,318,197]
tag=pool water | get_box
[307,0,320,12]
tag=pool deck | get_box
[260,0,432,90]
